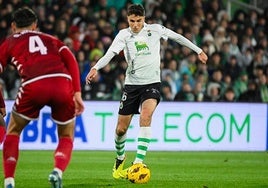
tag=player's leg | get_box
[133,98,157,164]
[113,114,132,179]
[133,83,161,165]
[115,114,132,160]
[3,112,30,188]
[47,77,76,188]
[113,86,141,179]
[48,121,74,188]
[0,114,6,144]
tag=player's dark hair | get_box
[127,4,145,16]
[12,7,37,28]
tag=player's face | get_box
[127,14,145,33]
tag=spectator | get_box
[174,82,195,102]
[161,72,177,99]
[54,18,69,40]
[82,61,108,100]
[112,70,125,100]
[221,74,233,94]
[160,81,174,101]
[214,26,227,51]
[219,87,236,102]
[207,52,223,75]
[193,81,205,102]
[228,33,242,61]
[207,69,224,95]
[220,41,231,65]
[202,32,216,56]
[241,47,254,68]
[180,52,198,77]
[238,80,262,102]
[223,55,241,81]
[233,70,249,98]
[204,82,221,102]
[258,74,268,102]
[0,64,20,99]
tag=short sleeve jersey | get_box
[0,30,71,84]
[106,23,202,85]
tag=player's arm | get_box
[86,31,125,84]
[0,39,9,74]
[86,50,115,84]
[0,91,6,117]
[165,28,208,64]
[60,46,81,92]
[60,46,84,115]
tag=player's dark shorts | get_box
[118,82,161,115]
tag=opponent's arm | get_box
[60,47,84,115]
[0,91,6,117]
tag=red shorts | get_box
[13,77,75,124]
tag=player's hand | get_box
[0,107,6,117]
[86,68,98,84]
[198,51,208,64]
[74,92,84,116]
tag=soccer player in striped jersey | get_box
[86,4,208,179]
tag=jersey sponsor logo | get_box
[135,41,149,52]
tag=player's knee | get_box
[116,126,127,136]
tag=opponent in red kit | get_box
[0,90,6,144]
[0,7,84,188]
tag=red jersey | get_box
[0,30,80,92]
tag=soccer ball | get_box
[127,163,151,184]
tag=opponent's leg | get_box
[3,135,19,188]
[3,112,29,188]
[48,122,74,188]
[0,126,6,144]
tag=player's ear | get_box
[11,22,16,33]
[31,22,38,31]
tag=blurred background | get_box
[0,0,267,103]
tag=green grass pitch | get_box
[0,151,268,187]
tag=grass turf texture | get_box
[0,151,268,188]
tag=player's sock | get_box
[0,125,6,144]
[52,167,63,179]
[3,135,20,178]
[133,126,151,164]
[54,137,73,172]
[4,177,15,187]
[115,133,126,160]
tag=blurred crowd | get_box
[0,0,267,102]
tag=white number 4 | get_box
[29,36,47,55]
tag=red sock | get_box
[0,126,6,144]
[54,137,73,172]
[3,135,20,178]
